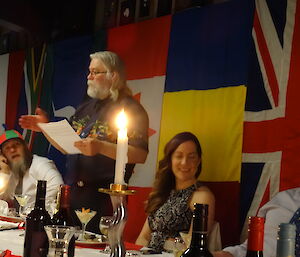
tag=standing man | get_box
[19,51,149,233]
[0,129,63,208]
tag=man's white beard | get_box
[10,157,28,177]
[87,80,110,100]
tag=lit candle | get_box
[114,109,128,185]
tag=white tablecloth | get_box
[0,229,173,257]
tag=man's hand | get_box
[19,107,49,132]
[0,155,10,175]
[74,138,102,156]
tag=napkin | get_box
[0,220,19,230]
[0,200,8,216]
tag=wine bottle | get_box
[246,216,265,257]
[180,203,213,257]
[52,184,76,257]
[276,223,296,257]
[23,180,52,257]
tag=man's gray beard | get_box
[11,158,28,176]
[10,157,30,177]
[87,80,110,100]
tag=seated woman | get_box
[136,132,216,252]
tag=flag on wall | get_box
[107,15,171,187]
[0,52,25,134]
[159,1,253,246]
[240,0,300,240]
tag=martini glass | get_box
[75,208,96,241]
[14,194,30,219]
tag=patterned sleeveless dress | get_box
[148,182,203,251]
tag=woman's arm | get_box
[189,186,216,232]
[135,218,152,246]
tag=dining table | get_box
[0,217,173,257]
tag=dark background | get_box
[0,0,229,55]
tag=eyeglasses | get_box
[88,70,108,76]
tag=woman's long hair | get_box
[145,132,202,214]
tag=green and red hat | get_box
[0,130,24,147]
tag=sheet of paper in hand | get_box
[38,119,81,154]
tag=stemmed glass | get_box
[99,216,113,254]
[14,194,31,219]
[75,208,96,241]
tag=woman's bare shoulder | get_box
[192,185,215,201]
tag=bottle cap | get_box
[277,223,296,239]
[37,180,47,191]
[247,216,265,251]
[248,216,265,230]
[193,203,208,217]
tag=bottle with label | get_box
[246,216,265,257]
[23,180,52,257]
[180,203,213,257]
[52,184,76,257]
[276,223,296,257]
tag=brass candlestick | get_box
[99,184,136,257]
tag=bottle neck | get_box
[190,232,209,249]
[34,181,47,209]
[58,185,71,210]
[190,213,208,249]
[247,229,264,251]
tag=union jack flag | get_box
[240,0,300,239]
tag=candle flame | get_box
[116,109,127,130]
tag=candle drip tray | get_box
[98,184,136,196]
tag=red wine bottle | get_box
[180,203,213,257]
[23,180,52,257]
[52,184,76,257]
[246,216,265,257]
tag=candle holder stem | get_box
[99,184,136,257]
[109,194,127,257]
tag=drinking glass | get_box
[14,194,30,219]
[46,199,57,218]
[75,208,96,241]
[99,216,113,254]
[164,237,186,257]
[44,225,75,257]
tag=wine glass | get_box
[14,194,30,219]
[46,199,57,218]
[164,237,186,257]
[75,208,96,241]
[99,216,113,254]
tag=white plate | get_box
[75,232,107,247]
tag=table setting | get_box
[0,111,175,257]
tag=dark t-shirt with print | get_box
[65,96,149,233]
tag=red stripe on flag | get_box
[243,118,285,153]
[6,51,25,129]
[124,186,152,243]
[253,11,279,106]
[107,16,171,80]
